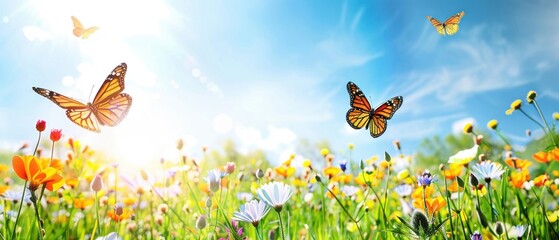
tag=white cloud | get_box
[22,26,52,41]
[235,124,297,155]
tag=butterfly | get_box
[33,63,132,133]
[346,82,403,138]
[426,11,465,36]
[71,16,99,39]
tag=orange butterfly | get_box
[426,11,465,36]
[33,63,132,133]
[71,16,99,39]
[346,82,403,138]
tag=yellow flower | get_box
[509,170,530,189]
[505,99,522,115]
[463,123,473,134]
[548,211,558,223]
[554,112,559,121]
[302,159,312,168]
[526,90,537,103]
[472,185,487,197]
[448,145,478,165]
[534,174,549,187]
[346,222,358,232]
[487,119,498,130]
[348,143,354,150]
[412,196,446,216]
[411,185,434,200]
[320,148,329,156]
[442,164,463,179]
[505,157,532,170]
[275,165,295,178]
[397,169,409,180]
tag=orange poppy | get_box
[12,155,64,191]
[509,170,530,189]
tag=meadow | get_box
[0,91,558,240]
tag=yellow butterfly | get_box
[426,11,465,36]
[71,16,99,39]
[33,63,132,133]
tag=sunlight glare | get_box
[213,113,233,134]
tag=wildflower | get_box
[348,143,354,150]
[487,119,498,130]
[397,169,410,180]
[411,210,429,233]
[225,162,236,174]
[393,184,412,197]
[463,123,473,134]
[509,170,530,189]
[526,90,537,103]
[176,138,184,150]
[505,157,532,170]
[470,231,482,240]
[532,150,555,164]
[12,155,64,191]
[255,169,264,179]
[73,198,94,210]
[471,161,505,183]
[275,165,295,178]
[257,181,293,212]
[554,112,559,121]
[50,129,62,142]
[417,170,437,187]
[448,145,478,165]
[2,189,31,204]
[36,120,46,132]
[510,225,527,238]
[339,160,348,172]
[443,164,463,179]
[95,232,119,240]
[340,185,360,197]
[411,185,434,200]
[472,184,487,197]
[114,203,124,216]
[196,215,207,229]
[158,204,168,214]
[534,174,549,187]
[323,166,342,179]
[232,199,270,227]
[206,169,223,193]
[393,140,401,151]
[505,99,522,115]
[90,175,103,192]
[320,148,329,156]
[412,196,446,216]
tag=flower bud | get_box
[393,140,401,151]
[196,215,207,229]
[158,204,168,214]
[90,174,103,192]
[470,173,479,186]
[255,169,264,179]
[36,120,46,132]
[176,139,184,150]
[411,210,429,233]
[225,162,235,174]
[50,129,62,142]
[495,221,504,236]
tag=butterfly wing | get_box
[71,16,84,37]
[426,16,446,35]
[346,82,372,129]
[91,63,132,127]
[443,11,465,35]
[94,93,132,126]
[368,96,403,138]
[81,26,99,39]
[32,87,101,132]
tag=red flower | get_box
[50,129,62,142]
[36,120,46,132]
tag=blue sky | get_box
[1,0,558,168]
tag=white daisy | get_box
[232,199,271,227]
[257,181,293,212]
[471,161,505,183]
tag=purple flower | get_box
[417,170,437,187]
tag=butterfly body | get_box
[33,63,132,133]
[426,11,465,36]
[346,82,402,138]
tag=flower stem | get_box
[486,181,496,222]
[519,109,546,133]
[422,186,428,215]
[11,181,28,239]
[532,100,559,147]
[30,191,44,240]
[95,193,100,236]
[277,211,286,240]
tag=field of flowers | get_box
[1,90,559,240]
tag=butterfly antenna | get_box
[89,85,95,102]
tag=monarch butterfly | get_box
[71,16,99,39]
[346,82,403,138]
[426,11,465,36]
[33,63,132,133]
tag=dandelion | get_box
[206,169,223,193]
[505,99,522,115]
[232,199,270,227]
[463,122,473,134]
